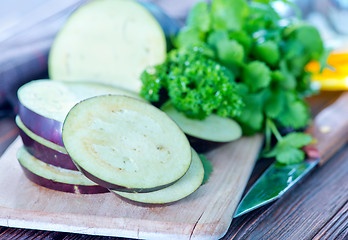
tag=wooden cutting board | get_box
[0,135,263,240]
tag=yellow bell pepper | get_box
[306,52,348,91]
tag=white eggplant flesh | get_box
[62,95,192,193]
[48,0,167,92]
[113,149,204,204]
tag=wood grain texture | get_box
[313,200,348,240]
[306,92,348,165]
[0,134,263,240]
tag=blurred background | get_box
[0,0,347,115]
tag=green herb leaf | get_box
[276,146,305,165]
[276,92,310,129]
[282,39,304,60]
[264,88,285,118]
[229,31,253,54]
[217,39,245,66]
[207,30,229,50]
[243,61,271,92]
[211,0,249,31]
[199,154,213,185]
[141,46,243,120]
[186,1,211,32]
[175,27,204,49]
[236,89,266,135]
[274,132,312,164]
[254,40,280,66]
[263,125,312,164]
[279,60,297,90]
[290,24,324,60]
[140,64,167,102]
[281,132,312,148]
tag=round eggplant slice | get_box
[48,0,166,92]
[17,79,142,146]
[62,95,192,193]
[17,146,107,194]
[161,102,242,152]
[112,149,204,204]
[16,116,78,171]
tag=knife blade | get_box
[234,92,348,218]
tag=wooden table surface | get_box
[0,91,347,239]
[0,1,348,239]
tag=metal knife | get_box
[234,92,348,218]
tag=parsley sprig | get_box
[174,0,325,164]
[263,118,313,165]
[140,0,326,166]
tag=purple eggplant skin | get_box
[187,135,225,153]
[19,164,108,194]
[138,1,180,51]
[18,127,78,171]
[76,164,181,194]
[18,102,64,147]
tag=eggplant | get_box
[48,0,169,92]
[139,1,180,50]
[112,149,204,205]
[17,146,108,194]
[17,79,142,146]
[16,115,78,171]
[62,95,192,193]
[161,102,242,152]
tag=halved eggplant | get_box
[17,79,142,146]
[17,146,108,194]
[48,0,167,92]
[16,116,77,171]
[112,149,204,204]
[62,95,192,193]
[161,102,242,152]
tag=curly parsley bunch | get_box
[140,46,243,120]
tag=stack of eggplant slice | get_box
[16,80,143,194]
[16,81,205,204]
[14,0,206,204]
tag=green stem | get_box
[264,118,272,152]
[267,118,283,142]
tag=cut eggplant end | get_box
[48,0,166,92]
[17,147,107,194]
[63,95,192,193]
[17,79,143,146]
[112,148,204,204]
[16,116,78,171]
[161,102,242,143]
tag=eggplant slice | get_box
[62,95,192,193]
[16,116,78,171]
[17,146,107,194]
[17,79,142,146]
[161,102,242,152]
[113,149,204,204]
[48,0,166,92]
